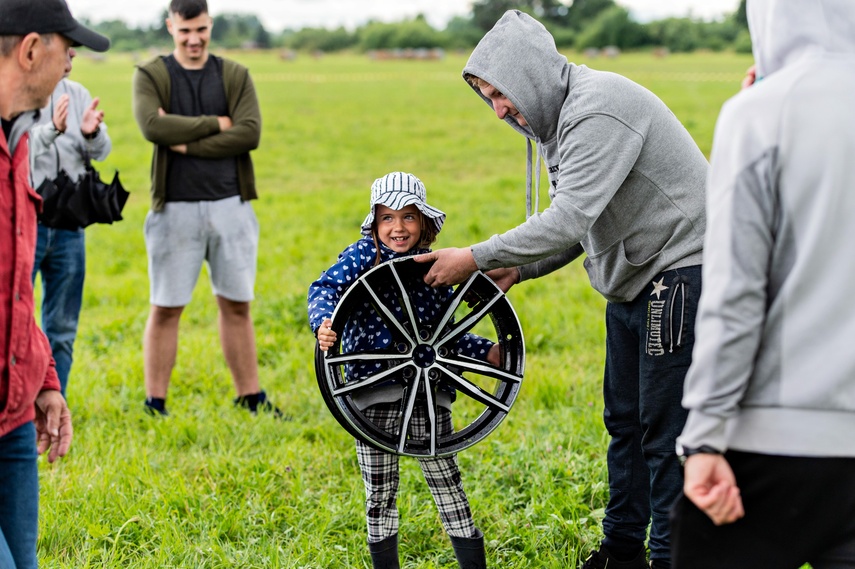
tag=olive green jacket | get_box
[132,55,261,211]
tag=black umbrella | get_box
[36,155,129,229]
[36,169,83,230]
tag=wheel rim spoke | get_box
[397,371,422,453]
[429,273,503,343]
[432,365,510,412]
[325,351,409,366]
[438,355,522,385]
[358,277,413,343]
[331,361,413,396]
[387,262,422,337]
[425,384,437,456]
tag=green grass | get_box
[35,49,752,568]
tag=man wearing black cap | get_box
[0,0,108,566]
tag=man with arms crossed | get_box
[133,0,282,418]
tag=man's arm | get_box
[182,65,261,158]
[516,243,585,282]
[69,82,112,161]
[417,243,583,289]
[418,115,634,288]
[678,100,776,454]
[468,116,642,273]
[132,66,220,147]
[677,96,778,523]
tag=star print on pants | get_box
[651,277,669,300]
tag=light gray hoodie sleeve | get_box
[677,96,776,450]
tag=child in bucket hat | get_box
[308,172,497,568]
[361,171,446,237]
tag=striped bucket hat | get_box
[361,172,446,236]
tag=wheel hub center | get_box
[412,344,436,368]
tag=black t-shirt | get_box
[1,116,17,146]
[163,54,239,202]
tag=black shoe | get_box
[144,397,168,416]
[649,561,670,569]
[581,545,647,569]
[234,390,290,420]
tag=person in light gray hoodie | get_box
[416,10,709,569]
[29,73,111,395]
[670,1,855,567]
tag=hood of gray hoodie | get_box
[463,10,569,143]
[748,0,855,80]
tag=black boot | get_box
[368,534,400,569]
[450,529,486,569]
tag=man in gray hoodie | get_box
[671,1,855,567]
[417,10,708,569]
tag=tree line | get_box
[86,0,751,54]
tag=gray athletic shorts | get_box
[144,195,259,307]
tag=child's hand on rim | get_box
[487,344,501,367]
[317,318,337,351]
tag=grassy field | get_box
[34,49,752,568]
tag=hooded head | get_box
[462,10,570,142]
[747,0,855,80]
[361,172,446,239]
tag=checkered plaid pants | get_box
[356,402,477,543]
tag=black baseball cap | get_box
[0,0,110,52]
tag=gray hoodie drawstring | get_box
[525,138,533,219]
[535,140,542,214]
[525,138,542,219]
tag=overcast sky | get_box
[69,0,742,32]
